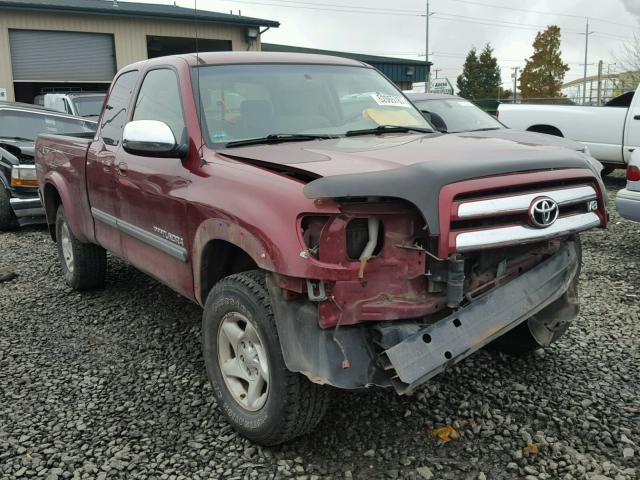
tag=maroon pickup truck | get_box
[36,52,607,445]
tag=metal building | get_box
[0,0,279,102]
[262,43,430,90]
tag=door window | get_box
[133,68,186,142]
[100,70,138,146]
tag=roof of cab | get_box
[124,51,371,71]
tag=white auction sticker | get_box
[373,93,412,108]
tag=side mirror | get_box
[122,120,187,157]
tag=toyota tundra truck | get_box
[35,52,607,446]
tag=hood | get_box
[453,129,585,152]
[219,132,592,177]
[0,138,35,164]
[218,132,599,234]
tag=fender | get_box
[192,217,278,305]
[42,171,94,243]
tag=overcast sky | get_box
[130,0,639,90]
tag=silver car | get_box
[616,150,640,222]
[406,93,588,150]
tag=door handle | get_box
[116,162,128,176]
[634,115,640,120]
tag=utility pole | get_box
[581,18,594,105]
[512,67,519,103]
[425,1,430,93]
[597,59,603,105]
[434,68,441,79]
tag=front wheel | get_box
[202,270,330,445]
[490,239,581,355]
[55,205,107,290]
[0,186,18,230]
[490,274,579,355]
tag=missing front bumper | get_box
[379,242,579,394]
[267,241,580,393]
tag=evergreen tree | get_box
[456,44,503,99]
[456,48,480,99]
[519,25,569,100]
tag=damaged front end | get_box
[267,238,580,393]
[266,169,603,393]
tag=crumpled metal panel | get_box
[382,242,579,394]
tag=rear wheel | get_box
[202,270,329,445]
[601,165,615,176]
[0,186,18,230]
[55,205,106,290]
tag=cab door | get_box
[86,70,139,257]
[116,67,193,297]
[624,89,640,163]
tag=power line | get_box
[222,0,640,32]
[431,13,574,33]
[222,0,420,16]
[219,0,634,44]
[231,0,419,13]
[441,0,639,29]
[433,12,583,33]
[431,13,633,41]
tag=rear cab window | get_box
[100,70,139,146]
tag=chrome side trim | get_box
[457,186,597,219]
[455,212,600,252]
[91,207,188,262]
[91,207,117,228]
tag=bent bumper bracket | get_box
[380,242,579,394]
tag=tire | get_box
[0,186,18,231]
[489,243,581,355]
[489,320,546,355]
[601,165,615,176]
[202,270,330,445]
[55,205,106,290]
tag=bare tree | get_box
[615,33,640,88]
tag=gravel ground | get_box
[0,172,638,480]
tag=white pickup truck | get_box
[498,84,640,174]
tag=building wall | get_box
[0,10,258,101]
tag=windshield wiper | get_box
[345,125,433,137]
[224,133,336,148]
[467,127,502,132]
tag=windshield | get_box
[413,98,503,133]
[72,95,106,118]
[195,64,430,146]
[0,109,96,141]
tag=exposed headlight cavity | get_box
[347,218,384,260]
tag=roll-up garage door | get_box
[9,29,116,82]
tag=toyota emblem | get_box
[529,197,559,228]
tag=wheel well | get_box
[43,183,61,240]
[527,124,564,137]
[200,239,258,303]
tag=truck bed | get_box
[498,103,628,164]
[35,134,94,242]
